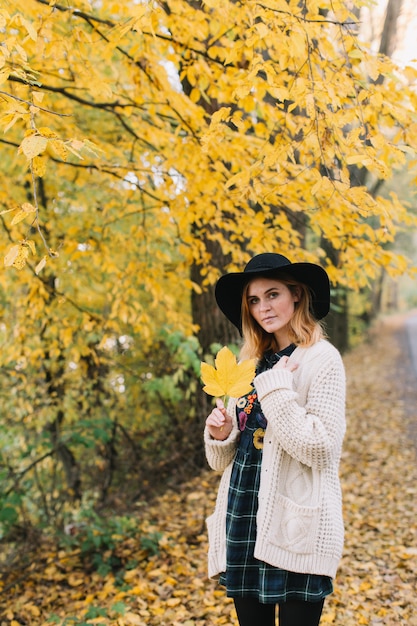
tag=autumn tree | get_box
[1,0,417,533]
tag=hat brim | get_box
[215,263,330,331]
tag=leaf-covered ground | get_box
[1,315,417,626]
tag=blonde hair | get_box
[239,273,326,361]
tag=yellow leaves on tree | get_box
[18,133,48,160]
[3,236,36,270]
[10,202,36,226]
[0,0,415,294]
[17,127,96,166]
[201,346,256,398]
[3,243,29,269]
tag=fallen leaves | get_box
[326,316,417,625]
[1,316,416,625]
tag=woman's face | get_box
[246,277,299,348]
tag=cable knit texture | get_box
[204,339,346,580]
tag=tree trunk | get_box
[330,0,405,341]
[325,288,349,354]
[191,243,240,358]
[379,0,404,58]
[191,236,241,449]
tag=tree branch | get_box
[8,75,123,110]
[35,0,229,68]
[35,0,114,26]
[257,3,358,26]
[0,90,71,117]
[0,138,167,204]
[3,450,56,497]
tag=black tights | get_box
[234,597,325,626]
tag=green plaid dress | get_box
[219,345,333,603]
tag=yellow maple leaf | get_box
[200,346,256,398]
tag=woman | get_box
[204,253,346,626]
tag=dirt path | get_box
[331,314,417,625]
[398,312,417,451]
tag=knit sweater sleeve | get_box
[204,398,239,472]
[254,343,346,470]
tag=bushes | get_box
[59,507,162,579]
[0,328,204,545]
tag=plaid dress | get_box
[219,345,333,603]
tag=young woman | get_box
[204,253,346,626]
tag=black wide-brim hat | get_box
[215,253,330,331]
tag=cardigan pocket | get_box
[270,494,320,554]
[267,454,322,554]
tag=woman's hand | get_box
[205,398,233,441]
[273,355,298,372]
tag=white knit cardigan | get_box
[204,339,346,580]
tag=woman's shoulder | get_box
[294,339,343,364]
